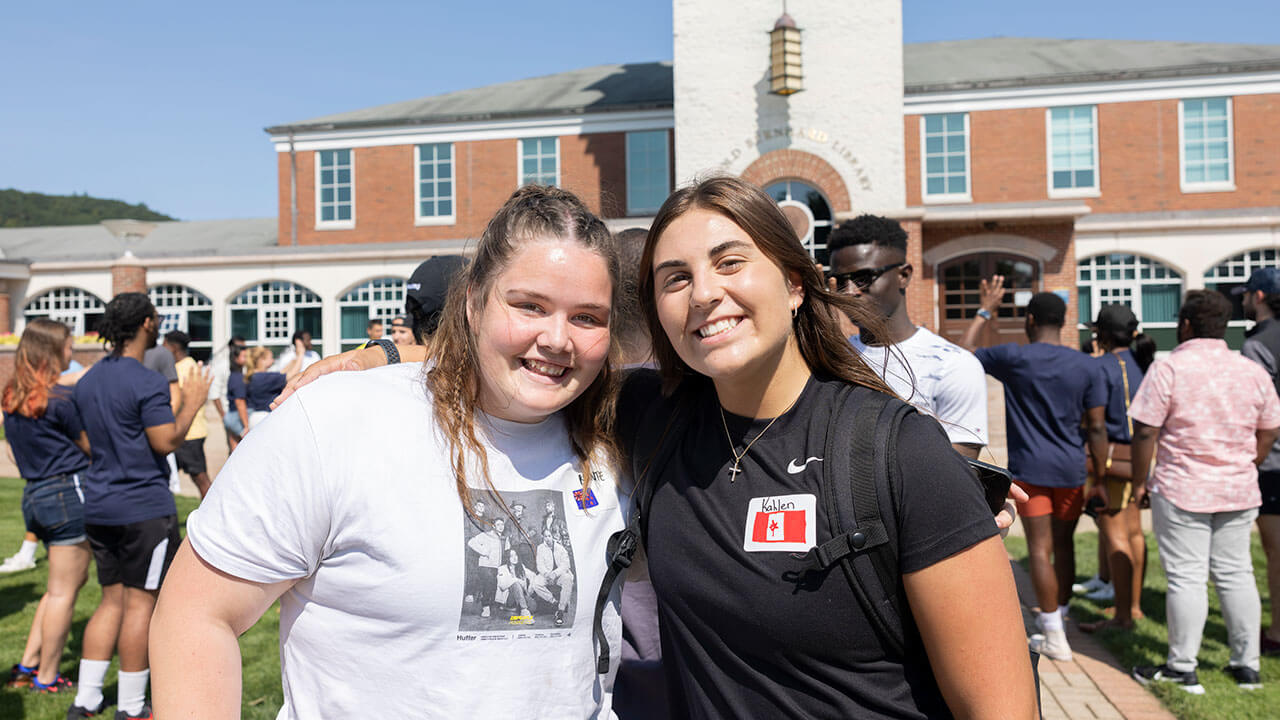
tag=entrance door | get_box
[938,254,1039,347]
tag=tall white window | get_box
[149,284,214,360]
[626,130,670,215]
[921,113,970,201]
[1077,254,1183,330]
[416,143,454,224]
[1047,106,1099,196]
[23,287,105,336]
[317,149,355,227]
[339,277,406,351]
[229,281,323,352]
[1180,98,1234,192]
[519,137,558,186]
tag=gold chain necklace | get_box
[719,395,800,482]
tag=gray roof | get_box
[0,219,478,264]
[266,40,1280,132]
[266,62,673,133]
[904,38,1280,92]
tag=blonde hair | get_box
[426,185,621,520]
[242,346,273,385]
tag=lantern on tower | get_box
[769,11,803,95]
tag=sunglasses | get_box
[826,262,905,291]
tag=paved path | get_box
[1009,559,1175,719]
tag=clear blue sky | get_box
[3,1,1276,221]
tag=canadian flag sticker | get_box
[743,493,817,552]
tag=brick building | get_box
[5,0,1279,358]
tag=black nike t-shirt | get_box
[618,370,997,720]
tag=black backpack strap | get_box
[794,384,914,657]
[593,388,692,674]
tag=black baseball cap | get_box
[1092,304,1138,335]
[405,255,469,334]
[1232,268,1280,296]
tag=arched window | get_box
[229,281,322,351]
[23,287,106,336]
[1204,248,1280,322]
[765,180,833,265]
[150,285,214,361]
[1077,254,1183,328]
[339,277,406,351]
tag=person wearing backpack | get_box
[616,177,1035,718]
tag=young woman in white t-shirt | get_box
[150,185,625,718]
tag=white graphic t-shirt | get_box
[187,363,627,719]
[851,326,989,446]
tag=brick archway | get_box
[740,149,851,213]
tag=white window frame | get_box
[1076,254,1183,330]
[625,130,670,215]
[1178,97,1235,194]
[518,137,560,187]
[919,113,972,204]
[149,284,214,356]
[229,281,323,347]
[1205,248,1279,326]
[1045,105,1101,199]
[22,287,105,336]
[315,148,356,230]
[414,143,456,226]
[338,277,407,349]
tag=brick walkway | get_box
[1010,559,1174,719]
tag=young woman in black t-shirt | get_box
[625,177,1037,719]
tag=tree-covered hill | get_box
[0,189,176,227]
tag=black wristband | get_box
[364,338,401,365]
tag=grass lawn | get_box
[1004,529,1278,720]
[0,477,283,719]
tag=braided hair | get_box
[97,292,156,355]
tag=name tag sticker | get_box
[743,493,817,552]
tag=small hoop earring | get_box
[791,305,799,320]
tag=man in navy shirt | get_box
[961,279,1108,662]
[68,293,210,720]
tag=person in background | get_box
[828,214,990,458]
[68,292,210,720]
[241,343,305,430]
[1079,305,1155,634]
[143,334,182,493]
[209,337,247,453]
[388,316,415,346]
[2,319,92,694]
[366,318,384,342]
[163,331,212,498]
[1237,267,1280,656]
[960,279,1108,662]
[1,324,86,575]
[271,330,320,372]
[405,255,469,344]
[1129,289,1280,693]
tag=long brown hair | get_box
[638,175,895,397]
[426,185,621,519]
[3,319,71,418]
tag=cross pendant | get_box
[729,461,741,481]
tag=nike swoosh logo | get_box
[786,457,824,474]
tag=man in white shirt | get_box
[534,531,574,627]
[271,330,321,372]
[827,215,989,457]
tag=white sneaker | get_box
[0,556,36,574]
[1029,629,1073,662]
[1085,583,1115,602]
[1072,574,1107,595]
